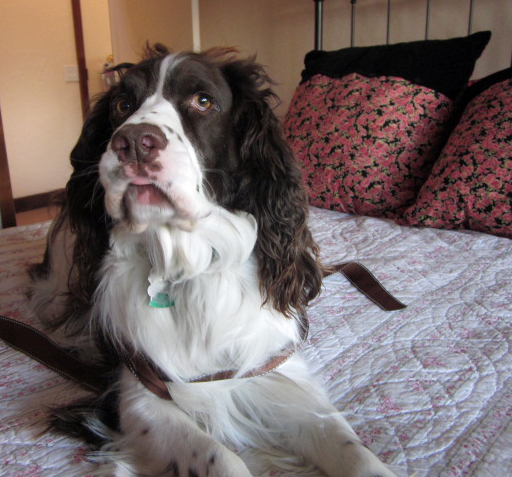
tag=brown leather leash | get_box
[0,262,405,399]
[328,262,406,312]
[0,314,107,393]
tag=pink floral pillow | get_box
[283,73,454,218]
[400,71,512,238]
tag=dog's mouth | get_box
[124,174,177,210]
[127,182,171,207]
[121,183,182,232]
[118,177,212,232]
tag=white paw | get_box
[338,440,396,477]
[157,445,253,477]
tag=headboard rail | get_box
[313,0,477,50]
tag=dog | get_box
[29,45,396,477]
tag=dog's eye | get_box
[115,98,132,116]
[191,93,214,112]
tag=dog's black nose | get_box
[111,123,168,164]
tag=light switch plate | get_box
[64,65,79,82]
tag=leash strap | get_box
[328,262,406,311]
[0,262,405,399]
[0,315,106,393]
[123,349,172,400]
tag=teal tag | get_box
[149,292,174,308]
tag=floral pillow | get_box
[284,73,453,218]
[400,68,512,238]
[284,32,491,218]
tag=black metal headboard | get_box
[313,0,476,51]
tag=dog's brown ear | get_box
[64,91,115,312]
[220,55,324,316]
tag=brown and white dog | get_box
[29,46,395,477]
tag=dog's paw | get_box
[158,445,253,477]
[340,441,396,477]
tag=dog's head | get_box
[67,46,323,316]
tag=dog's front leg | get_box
[115,369,253,477]
[267,361,396,477]
[296,412,397,477]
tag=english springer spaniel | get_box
[29,46,395,477]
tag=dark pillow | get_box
[302,31,491,101]
[284,32,491,219]
[400,67,512,238]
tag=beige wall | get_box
[200,0,312,118]
[0,0,80,198]
[108,0,193,64]
[200,0,512,118]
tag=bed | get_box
[1,1,511,476]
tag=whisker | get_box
[88,180,104,210]
[69,165,100,181]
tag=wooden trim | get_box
[0,105,16,228]
[71,0,89,120]
[14,189,65,213]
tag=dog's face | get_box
[67,46,323,316]
[100,52,238,232]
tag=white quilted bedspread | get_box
[1,208,511,477]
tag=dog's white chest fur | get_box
[94,206,301,383]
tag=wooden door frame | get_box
[71,0,90,119]
[0,104,16,228]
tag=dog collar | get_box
[122,313,310,401]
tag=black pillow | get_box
[301,31,491,100]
